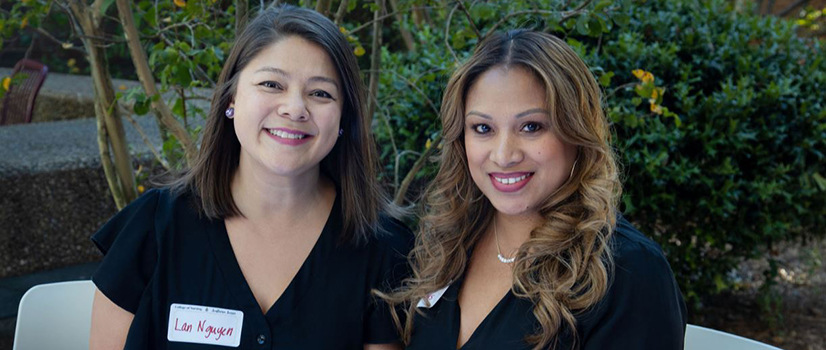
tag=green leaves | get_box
[591,0,826,307]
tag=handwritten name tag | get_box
[167,303,243,347]
[417,284,451,309]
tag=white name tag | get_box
[167,303,244,347]
[417,284,451,308]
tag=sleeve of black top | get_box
[364,217,414,344]
[580,237,688,350]
[90,189,161,315]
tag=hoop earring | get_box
[569,159,578,180]
[456,183,484,203]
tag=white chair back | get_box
[13,280,96,350]
[685,324,784,350]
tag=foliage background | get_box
[1,0,825,314]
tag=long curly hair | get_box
[381,29,621,349]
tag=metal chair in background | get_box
[1,59,49,126]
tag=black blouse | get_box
[407,215,687,350]
[91,188,411,349]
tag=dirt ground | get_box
[760,0,826,15]
[693,237,826,350]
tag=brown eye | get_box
[310,90,334,100]
[259,81,283,89]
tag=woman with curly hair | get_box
[382,29,686,349]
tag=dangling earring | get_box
[225,107,235,119]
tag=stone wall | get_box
[0,116,163,278]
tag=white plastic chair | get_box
[685,324,784,350]
[13,280,96,350]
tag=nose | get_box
[277,91,308,121]
[490,133,523,168]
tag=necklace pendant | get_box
[497,253,515,264]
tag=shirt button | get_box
[257,334,266,345]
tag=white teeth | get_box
[268,129,306,139]
[494,174,529,184]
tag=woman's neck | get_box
[492,211,543,247]
[229,158,335,226]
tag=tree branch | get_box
[334,0,349,24]
[30,27,86,55]
[484,0,594,38]
[121,107,171,170]
[96,104,127,209]
[159,33,216,86]
[778,0,812,16]
[349,5,440,34]
[394,133,442,205]
[115,0,197,166]
[236,0,249,33]
[388,0,415,51]
[444,3,461,64]
[457,0,481,39]
[366,0,385,128]
[315,0,331,16]
[68,0,137,207]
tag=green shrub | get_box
[375,0,826,307]
[598,0,825,306]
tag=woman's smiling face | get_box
[464,65,577,218]
[231,35,342,180]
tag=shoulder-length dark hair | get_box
[173,4,388,244]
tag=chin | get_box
[488,200,535,217]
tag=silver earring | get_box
[225,107,235,119]
[339,128,343,136]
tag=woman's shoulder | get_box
[372,214,415,257]
[609,214,671,273]
[601,213,683,308]
[574,214,687,348]
[91,187,198,252]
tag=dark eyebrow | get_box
[466,108,549,120]
[254,66,339,90]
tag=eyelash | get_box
[521,122,542,132]
[311,90,335,100]
[259,81,282,89]
[259,82,335,101]
[470,122,544,134]
[471,124,491,134]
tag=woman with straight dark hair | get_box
[89,5,409,349]
[381,29,686,349]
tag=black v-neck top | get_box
[407,215,687,350]
[91,188,412,349]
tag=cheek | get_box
[464,142,488,181]
[315,105,342,130]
